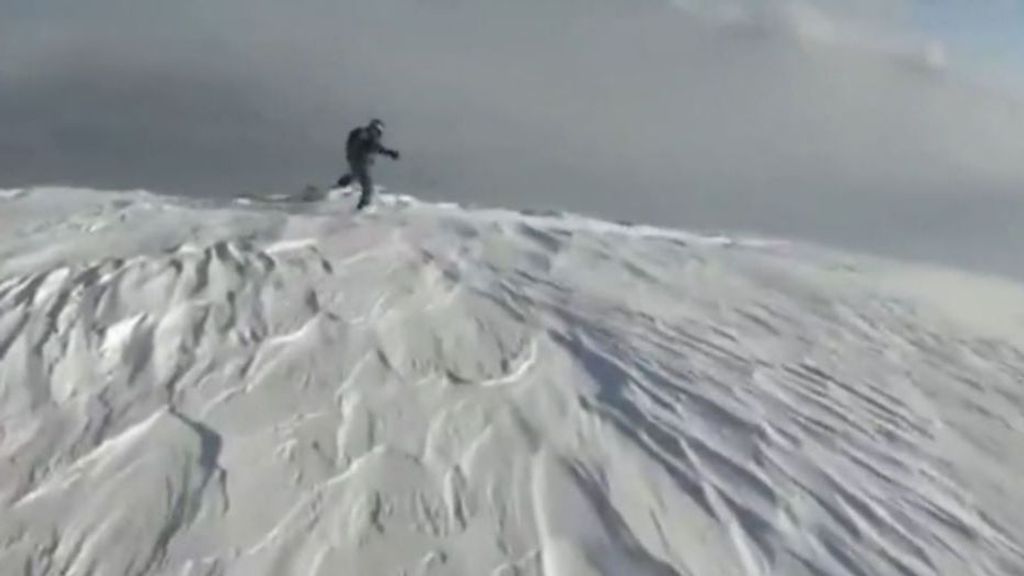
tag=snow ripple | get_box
[0,189,1023,575]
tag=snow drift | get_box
[1,187,1023,576]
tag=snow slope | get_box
[1,187,1023,576]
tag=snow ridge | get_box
[1,188,1023,576]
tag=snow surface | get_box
[1,187,1024,576]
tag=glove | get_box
[389,150,401,160]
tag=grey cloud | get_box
[1,0,1023,279]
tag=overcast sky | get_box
[1,0,1023,279]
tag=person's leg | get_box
[338,154,360,188]
[355,165,374,209]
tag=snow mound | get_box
[1,187,1023,576]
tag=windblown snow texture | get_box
[1,188,1023,576]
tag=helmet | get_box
[368,118,385,135]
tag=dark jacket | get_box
[346,127,397,167]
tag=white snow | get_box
[1,187,1023,576]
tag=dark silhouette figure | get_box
[336,118,400,210]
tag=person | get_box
[336,118,400,210]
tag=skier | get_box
[336,118,401,210]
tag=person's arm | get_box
[374,141,400,159]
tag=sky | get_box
[909,1,1024,88]
[1,0,1023,280]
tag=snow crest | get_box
[1,188,1023,576]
